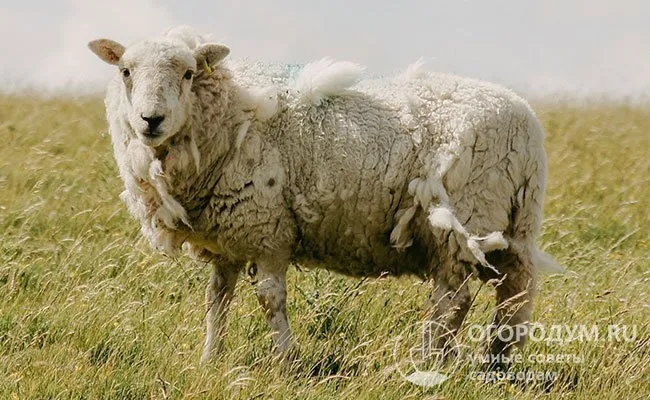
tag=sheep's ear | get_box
[88,39,125,65]
[194,43,230,71]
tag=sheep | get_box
[87,27,562,369]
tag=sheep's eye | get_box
[122,68,130,78]
[183,70,194,80]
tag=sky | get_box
[1,0,649,97]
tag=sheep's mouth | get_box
[142,131,161,138]
[139,131,168,147]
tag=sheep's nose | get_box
[141,114,165,133]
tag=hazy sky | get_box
[1,0,649,97]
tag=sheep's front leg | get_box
[254,258,292,355]
[200,261,240,364]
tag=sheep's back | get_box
[275,71,544,276]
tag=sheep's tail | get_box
[511,116,565,275]
[531,248,565,274]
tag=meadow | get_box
[0,95,648,399]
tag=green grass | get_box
[0,95,648,399]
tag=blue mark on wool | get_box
[286,64,305,81]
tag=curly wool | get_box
[269,64,557,276]
[109,59,559,277]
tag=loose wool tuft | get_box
[400,58,429,81]
[164,25,209,49]
[243,85,279,122]
[294,58,365,105]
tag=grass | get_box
[0,95,648,399]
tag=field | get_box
[0,95,648,399]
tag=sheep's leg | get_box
[255,258,292,355]
[423,266,472,363]
[487,253,535,371]
[200,261,240,364]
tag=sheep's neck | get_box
[160,74,248,225]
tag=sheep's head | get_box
[88,37,229,147]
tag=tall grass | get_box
[0,95,648,399]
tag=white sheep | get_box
[88,27,562,368]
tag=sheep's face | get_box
[89,38,229,147]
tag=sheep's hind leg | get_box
[254,258,292,356]
[200,259,241,364]
[423,264,472,365]
[485,249,536,371]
